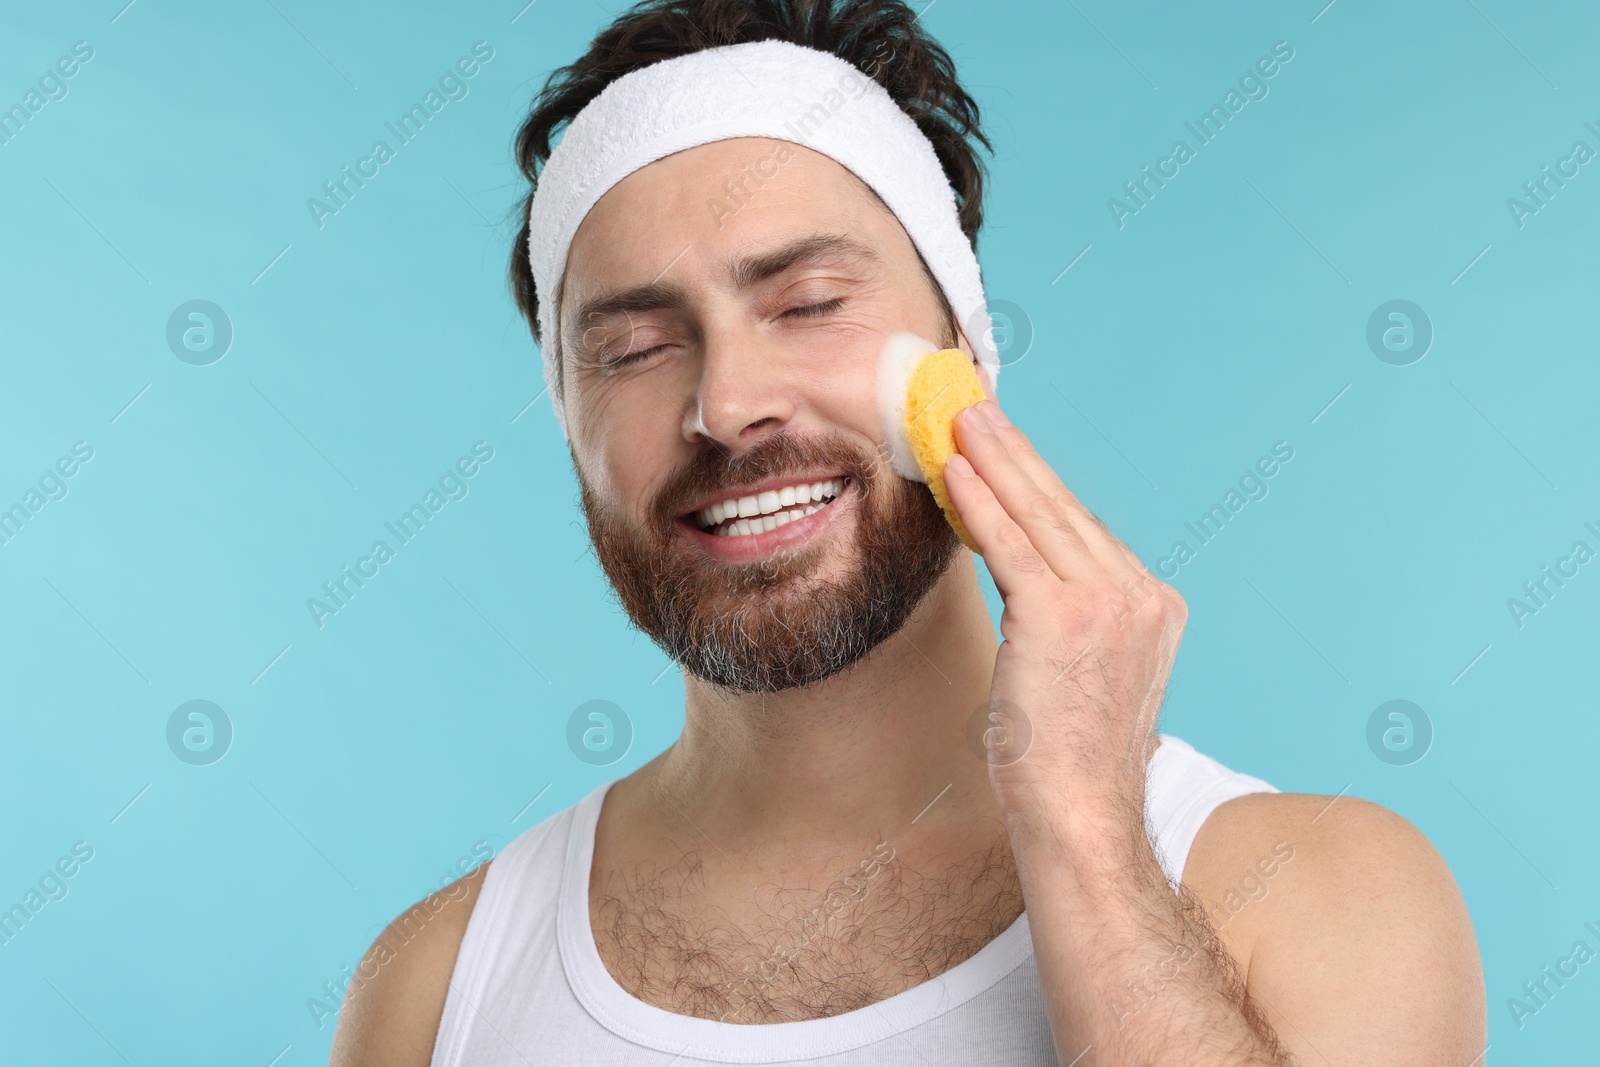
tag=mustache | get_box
[656,431,876,526]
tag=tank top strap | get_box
[1146,733,1279,892]
[430,787,604,1066]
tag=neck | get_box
[639,553,1003,863]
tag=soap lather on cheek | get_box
[875,330,989,552]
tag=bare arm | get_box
[1009,788,1485,1066]
[1007,794,1297,1065]
[1189,792,1487,1065]
[328,862,490,1067]
[941,398,1484,1065]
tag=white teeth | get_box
[700,480,844,535]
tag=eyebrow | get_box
[564,232,882,354]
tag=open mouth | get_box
[689,477,850,538]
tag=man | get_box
[331,3,1485,1063]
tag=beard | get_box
[576,429,962,694]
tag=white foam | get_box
[875,330,939,484]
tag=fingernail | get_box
[964,406,994,434]
[979,400,1009,427]
[947,453,975,478]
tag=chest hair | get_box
[590,834,1025,1023]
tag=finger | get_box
[974,401,1179,630]
[952,404,1102,585]
[974,400,1141,578]
[941,451,1064,606]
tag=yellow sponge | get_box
[877,332,989,552]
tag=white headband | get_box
[526,37,1000,443]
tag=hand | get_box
[943,399,1188,845]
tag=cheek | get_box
[574,372,676,464]
[791,323,889,426]
[570,368,628,435]
[583,400,681,515]
[796,368,881,463]
[833,374,886,445]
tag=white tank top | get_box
[430,733,1276,1066]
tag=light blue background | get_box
[2,0,1595,1062]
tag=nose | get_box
[684,317,799,451]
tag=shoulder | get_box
[328,861,492,1067]
[1183,791,1486,1058]
[1180,792,1423,951]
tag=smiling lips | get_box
[691,477,848,537]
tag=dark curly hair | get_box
[506,0,995,402]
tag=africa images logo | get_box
[307,442,495,629]
[306,41,495,230]
[1107,40,1296,230]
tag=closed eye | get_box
[785,297,847,318]
[605,298,849,367]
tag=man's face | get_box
[560,137,967,694]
